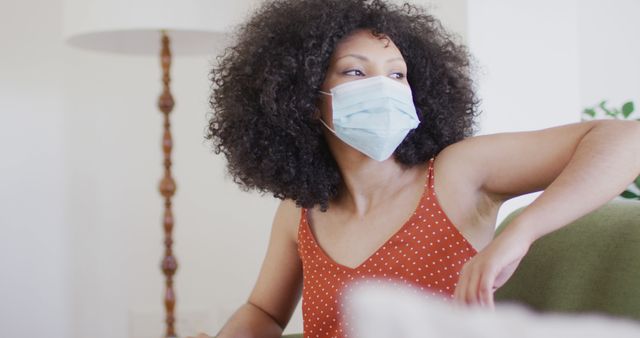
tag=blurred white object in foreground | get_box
[345,281,640,338]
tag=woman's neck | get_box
[330,150,425,218]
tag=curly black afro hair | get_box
[206,0,479,210]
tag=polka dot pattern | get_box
[297,157,477,338]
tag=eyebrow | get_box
[335,54,405,63]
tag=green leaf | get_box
[635,175,640,189]
[622,101,635,119]
[621,190,639,199]
[583,108,596,118]
[599,100,616,117]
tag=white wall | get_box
[467,0,640,223]
[3,1,639,338]
[578,0,640,113]
[467,0,582,223]
[0,1,71,337]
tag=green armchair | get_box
[282,200,640,337]
[495,199,640,320]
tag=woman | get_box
[197,0,640,337]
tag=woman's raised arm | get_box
[449,119,640,307]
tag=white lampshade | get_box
[63,0,258,55]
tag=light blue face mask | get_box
[319,75,421,161]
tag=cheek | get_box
[319,96,334,126]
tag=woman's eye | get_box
[390,72,405,79]
[344,69,365,76]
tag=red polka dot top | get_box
[296,157,478,338]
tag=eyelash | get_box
[343,69,405,79]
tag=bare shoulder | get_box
[432,140,503,250]
[272,199,302,244]
[433,137,491,199]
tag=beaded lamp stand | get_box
[157,30,178,338]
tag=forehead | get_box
[332,29,404,60]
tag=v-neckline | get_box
[302,159,432,271]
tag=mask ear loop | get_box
[317,90,337,133]
[318,118,337,134]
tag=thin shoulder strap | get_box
[298,207,308,234]
[427,156,436,195]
